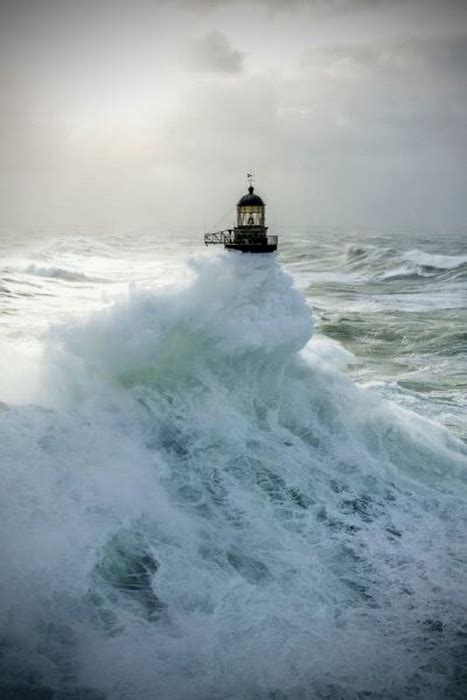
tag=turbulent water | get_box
[0,227,466,699]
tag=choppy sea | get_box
[1,227,466,699]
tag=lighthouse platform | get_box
[204,229,278,253]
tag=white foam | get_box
[1,253,466,699]
[301,336,358,369]
[48,253,313,395]
[25,264,103,283]
[403,249,467,270]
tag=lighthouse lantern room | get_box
[237,186,265,227]
[204,179,278,253]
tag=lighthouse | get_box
[204,180,278,253]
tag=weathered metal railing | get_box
[204,231,278,247]
[204,230,235,245]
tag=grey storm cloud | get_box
[0,0,466,229]
[176,0,405,14]
[302,33,467,76]
[184,31,244,73]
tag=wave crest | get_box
[403,249,467,271]
[26,264,104,282]
[53,254,313,386]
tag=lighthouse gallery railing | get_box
[204,230,278,246]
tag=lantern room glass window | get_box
[237,205,265,227]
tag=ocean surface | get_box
[0,227,466,699]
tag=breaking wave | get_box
[341,244,467,284]
[1,253,466,699]
[25,264,106,283]
[403,249,467,271]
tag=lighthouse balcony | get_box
[204,229,278,253]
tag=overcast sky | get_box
[1,0,466,232]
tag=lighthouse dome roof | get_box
[237,186,265,207]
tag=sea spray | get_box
[1,252,466,699]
